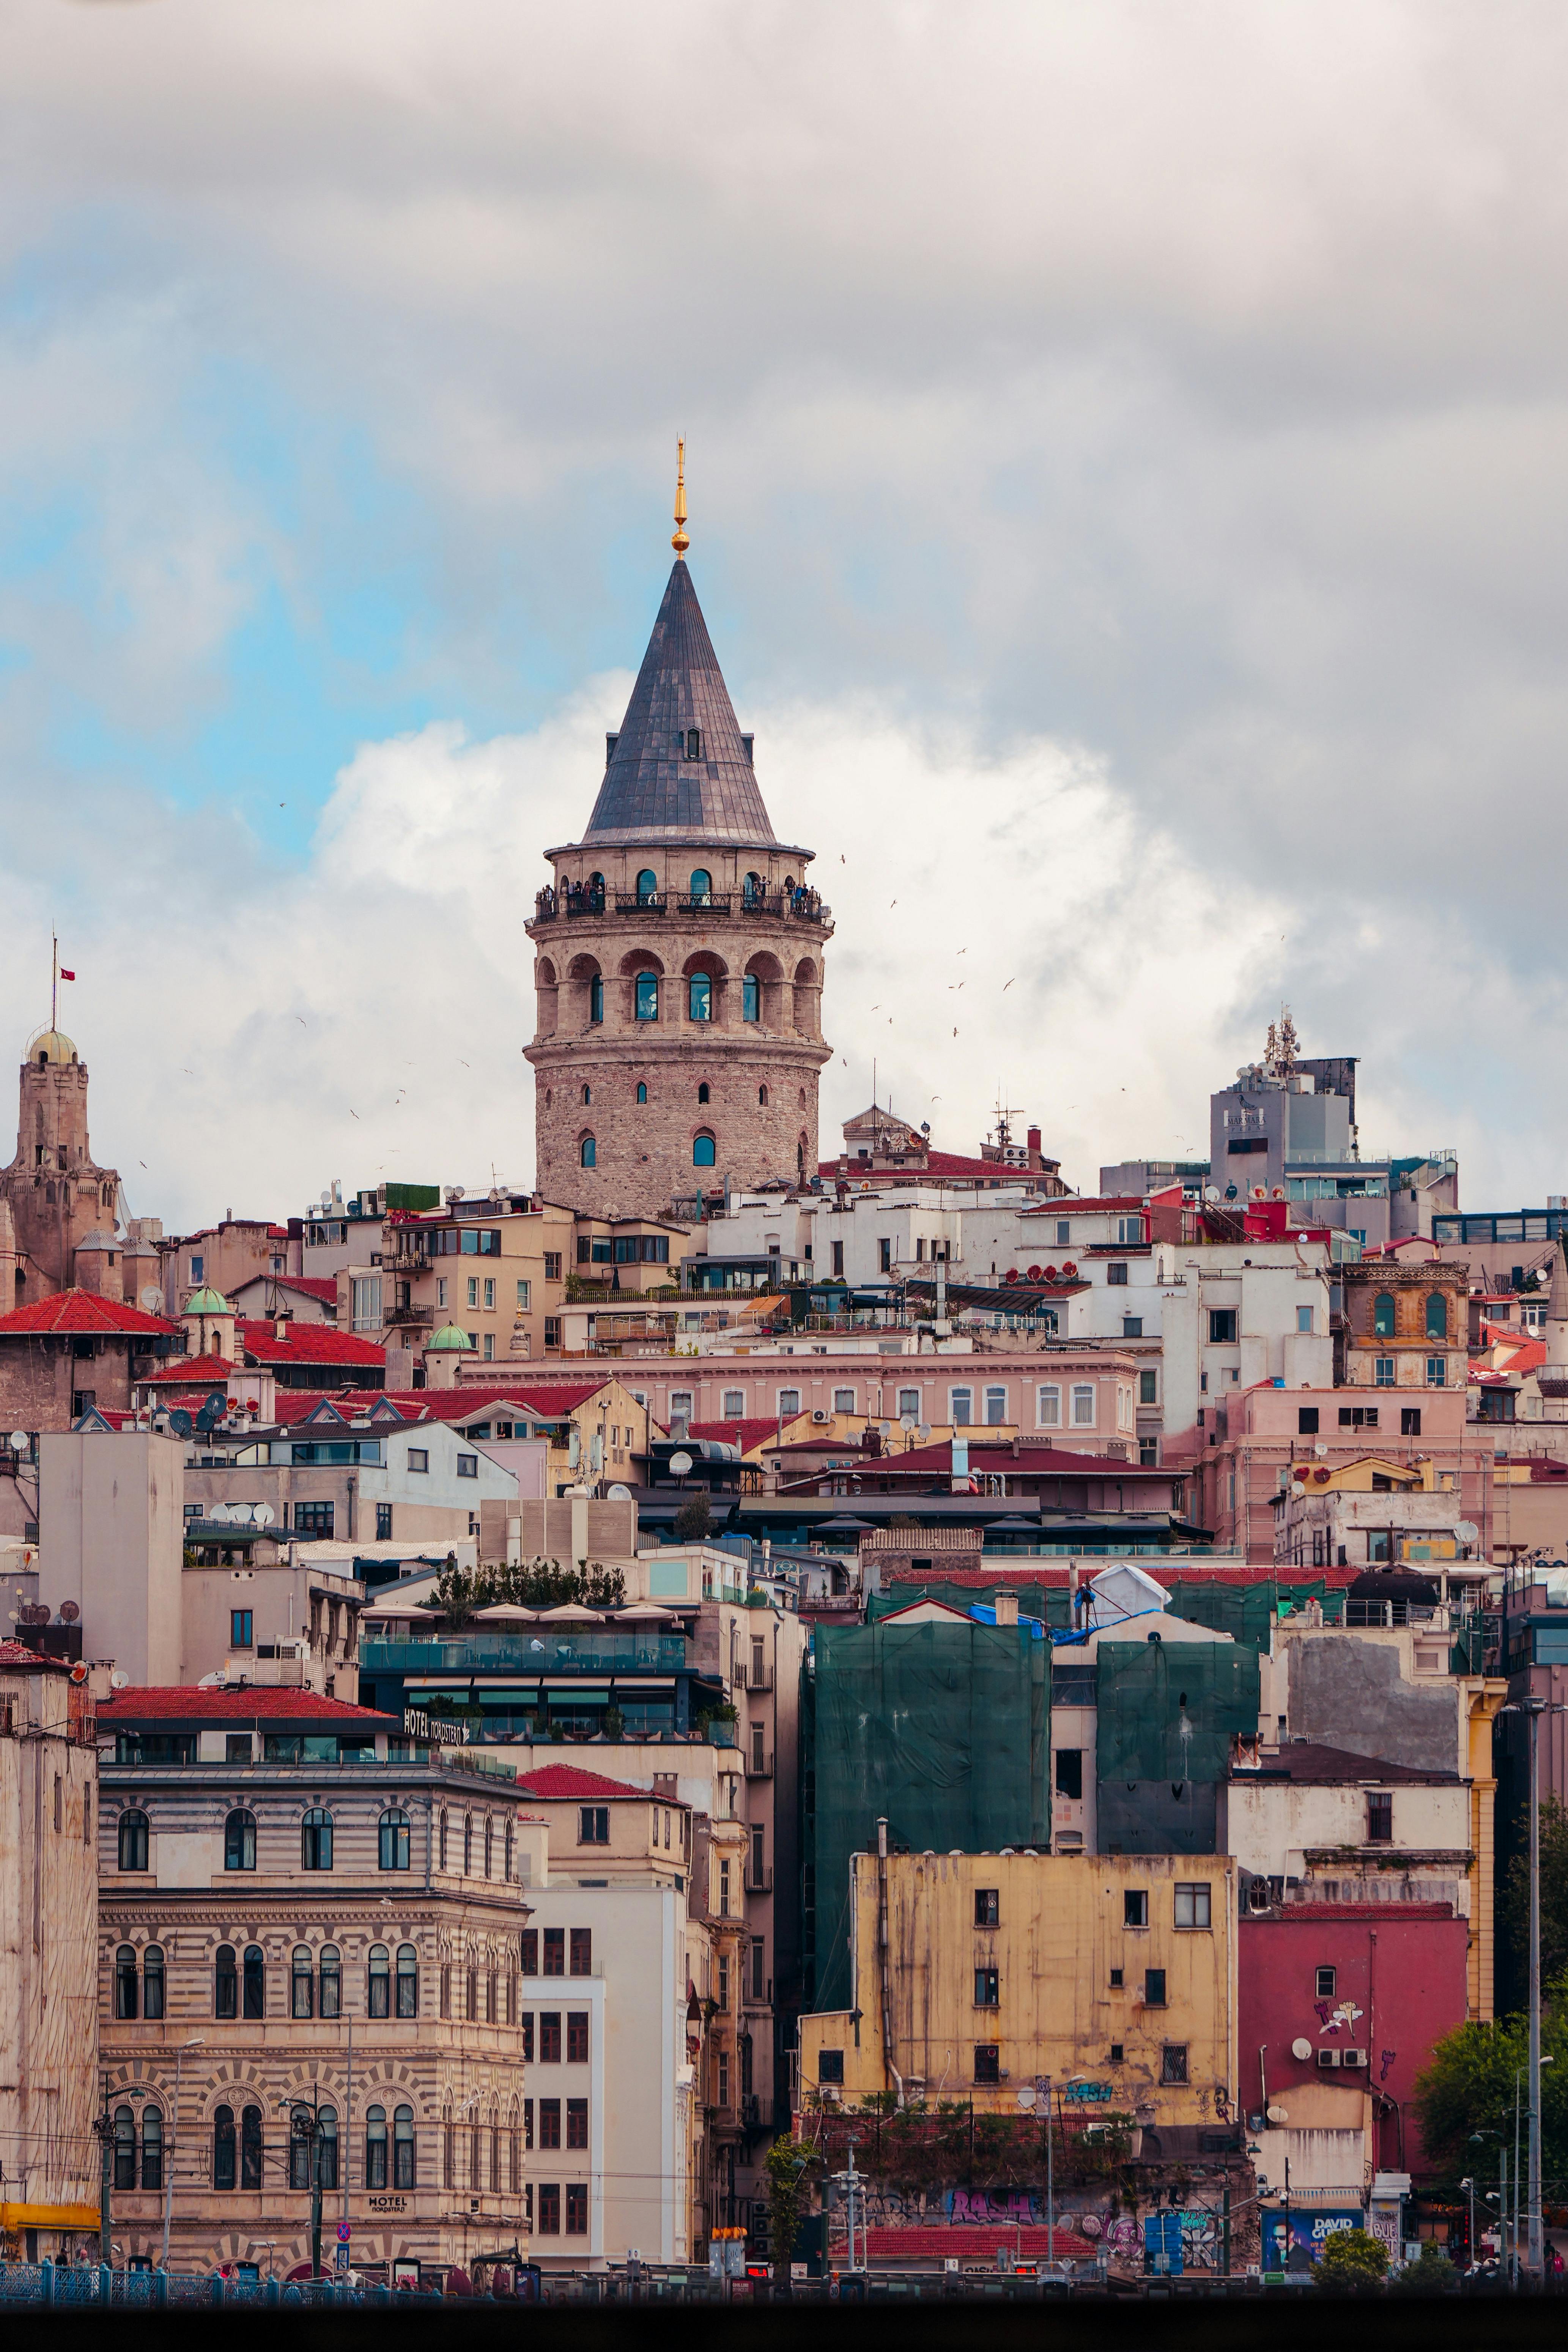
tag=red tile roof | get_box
[517,1763,678,1804]
[237,1321,384,1367]
[98,1686,397,1722]
[234,1275,340,1307]
[0,1639,71,1671]
[861,1440,1171,1479]
[0,1289,177,1338]
[374,1382,611,1422]
[688,1418,787,1452]
[137,1356,238,1387]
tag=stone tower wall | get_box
[0,1059,120,1302]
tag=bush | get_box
[674,1489,713,1541]
[1390,2243,1458,2295]
[1314,2228,1389,2293]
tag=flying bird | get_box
[349,1109,360,1120]
[1003,979,1014,991]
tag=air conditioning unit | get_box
[1316,2048,1341,2070]
[1341,2048,1367,2070]
[811,1409,830,1423]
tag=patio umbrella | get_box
[472,1603,541,1623]
[616,1603,678,1621]
[816,1514,874,1533]
[537,1602,605,1621]
[985,1515,1042,1533]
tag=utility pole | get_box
[1504,1693,1563,2285]
[94,2075,111,2268]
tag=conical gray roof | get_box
[580,561,776,847]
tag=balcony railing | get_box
[361,1634,689,1673]
[678,892,732,916]
[744,1866,773,1893]
[744,1751,773,1780]
[615,892,667,914]
[530,886,831,927]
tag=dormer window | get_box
[685,729,701,761]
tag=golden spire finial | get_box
[671,436,690,556]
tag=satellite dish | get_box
[168,1410,194,1438]
[229,1503,255,1525]
[110,1669,129,1689]
[139,1286,164,1314]
[1291,2038,1312,2062]
[59,1600,80,1623]
[1266,2105,1288,2124]
[8,1431,27,1453]
[607,1483,632,1502]
[1015,2086,1037,2110]
[1457,1521,1479,1544]
[669,1451,693,1478]
[252,1503,275,1527]
[194,1393,226,1434]
[208,1502,231,1524]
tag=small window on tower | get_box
[698,1083,710,1104]
[636,1082,648,1104]
[685,729,702,761]
[759,1085,769,1106]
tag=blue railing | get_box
[362,1635,688,1673]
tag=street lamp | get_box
[160,2040,205,2271]
[278,2089,327,2280]
[1470,2131,1505,2276]
[1499,1694,1566,2283]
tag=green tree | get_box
[674,1488,713,1542]
[764,2136,818,2287]
[1502,1797,1568,1994]
[1389,2243,1457,2296]
[1314,2228,1388,2292]
[1412,1990,1568,2186]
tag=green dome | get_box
[184,1285,233,1316]
[426,1323,474,1351]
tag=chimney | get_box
[993,1590,1019,1627]
[1026,1126,1042,1168]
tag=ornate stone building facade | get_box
[97,1688,532,2281]
[0,1026,121,1308]
[525,513,833,1222]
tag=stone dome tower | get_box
[525,461,832,1219]
[0,1022,121,1308]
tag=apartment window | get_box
[949,1388,973,1426]
[1401,1407,1422,1437]
[321,1944,342,2017]
[1373,1291,1396,1337]
[1367,1792,1393,1843]
[1209,1308,1237,1344]
[974,1888,1000,1927]
[292,1944,315,2018]
[375,1502,393,1540]
[300,1807,333,1870]
[213,2105,237,2192]
[118,1809,149,1872]
[466,1275,479,1308]
[1316,1966,1337,2000]
[1122,1317,1142,1339]
[229,1609,253,1649]
[898,1388,921,1419]
[984,1386,1007,1426]
[540,2011,562,2062]
[1174,1883,1212,1929]
[1160,2044,1189,2085]
[1110,2043,1124,2064]
[1426,1357,1446,1387]
[367,1943,391,2017]
[1297,1305,1314,1333]
[1071,1384,1095,1427]
[1140,1370,1158,1406]
[1056,1221,1071,1245]
[543,1926,565,1973]
[1144,1969,1167,2007]
[538,2098,561,2149]
[1374,1357,1395,1387]
[190,1255,204,1283]
[570,1928,592,1976]
[974,1966,1000,2007]
[718,1954,730,2011]
[776,1388,800,1418]
[567,2099,588,2150]
[243,1945,265,2018]
[224,1808,256,1871]
[437,1279,447,1308]
[352,1275,383,1329]
[669,1389,694,1434]
[817,2048,845,2084]
[833,1387,856,1413]
[379,1809,411,1870]
[1124,1890,1148,1928]
[723,1389,745,1417]
[544,1252,563,1281]
[1338,1406,1379,1429]
[1298,1406,1319,1435]
[293,1501,334,1539]
[1110,1968,1123,1989]
[719,1858,732,1916]
[1107,1262,1129,1287]
[579,1806,609,1845]
[1037,1384,1061,1428]
[140,2105,164,2191]
[879,1237,892,1273]
[1054,1748,1083,1799]
[567,2012,589,2062]
[464,1814,475,1873]
[521,1927,538,1976]
[751,1938,767,2000]
[215,1944,239,2018]
[365,2107,388,2190]
[457,1452,479,1478]
[566,2183,588,2236]
[830,1238,845,1279]
[973,2045,1000,2084]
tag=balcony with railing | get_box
[530,885,831,929]
[361,1633,690,1674]
[743,1749,773,1780]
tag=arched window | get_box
[484,1816,494,1879]
[115,1944,138,2019]
[291,1944,314,2018]
[397,1942,419,2018]
[142,1942,165,2020]
[636,1082,647,1104]
[685,731,702,764]
[394,2105,416,2189]
[141,2105,163,2190]
[635,973,659,1022]
[243,1944,265,2018]
[688,973,712,1022]
[113,2105,136,2190]
[301,1807,333,1870]
[320,1943,341,2018]
[470,2109,482,2187]
[379,1809,411,1871]
[758,1085,769,1106]
[636,868,658,902]
[365,2105,388,2190]
[215,1943,238,2019]
[579,1135,597,1169]
[587,871,605,910]
[318,2106,339,2192]
[368,1943,390,2018]
[213,2105,236,2191]
[1373,1291,1396,1337]
[224,1808,256,1871]
[693,1132,717,1168]
[505,1819,514,1880]
[689,867,712,900]
[509,2103,521,2191]
[743,871,763,905]
[743,975,760,1022]
[118,1808,149,1871]
[289,2102,314,2191]
[241,2104,263,2190]
[581,1083,592,1106]
[443,2102,455,2188]
[439,1809,449,1870]
[464,1814,474,1873]
[490,2111,501,2190]
[1426,1291,1448,1338]
[589,976,603,1023]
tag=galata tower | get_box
[525,450,833,1219]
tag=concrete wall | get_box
[1281,1631,1462,1773]
[39,1431,184,1682]
[1220,1777,1472,1883]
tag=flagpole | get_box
[51,932,57,1033]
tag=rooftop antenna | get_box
[672,437,689,557]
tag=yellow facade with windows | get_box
[799,1851,1236,2132]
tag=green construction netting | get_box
[1163,1578,1338,1646]
[1094,1638,1261,1785]
[807,1621,1049,2009]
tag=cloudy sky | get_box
[3,0,1566,1230]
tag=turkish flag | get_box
[58,968,74,981]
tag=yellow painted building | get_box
[800,1851,1237,2135]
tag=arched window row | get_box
[211,1939,413,2020]
[112,2102,163,2192]
[113,1941,165,2021]
[212,2102,411,2192]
